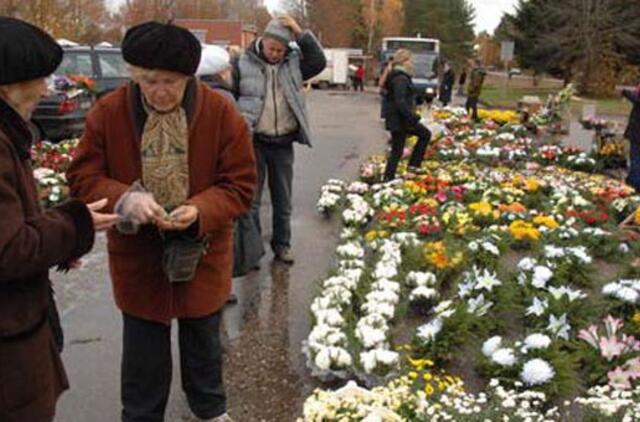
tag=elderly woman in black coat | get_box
[0,17,117,421]
[382,49,432,181]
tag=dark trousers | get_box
[465,96,479,121]
[121,312,225,422]
[251,141,294,253]
[628,139,640,191]
[384,123,431,181]
[354,77,364,91]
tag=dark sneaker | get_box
[274,248,294,265]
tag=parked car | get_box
[32,45,129,142]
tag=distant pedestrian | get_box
[439,61,455,107]
[623,84,640,191]
[382,49,432,181]
[465,58,486,121]
[197,44,234,101]
[354,63,365,92]
[458,67,467,96]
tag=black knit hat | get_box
[122,21,201,75]
[0,17,63,85]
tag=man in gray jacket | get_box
[233,15,326,264]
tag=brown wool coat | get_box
[0,98,95,421]
[67,81,257,323]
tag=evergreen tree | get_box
[402,0,475,67]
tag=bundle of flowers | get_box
[31,139,79,173]
[33,167,69,207]
[49,74,96,98]
[529,84,575,130]
[30,139,79,207]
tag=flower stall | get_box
[303,106,640,421]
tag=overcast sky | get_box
[107,0,517,35]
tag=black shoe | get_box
[274,248,294,265]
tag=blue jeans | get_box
[251,141,294,253]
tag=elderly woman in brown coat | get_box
[0,17,117,422]
[67,22,256,422]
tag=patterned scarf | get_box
[140,97,190,211]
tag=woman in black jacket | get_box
[439,61,455,107]
[383,49,432,181]
[623,85,640,191]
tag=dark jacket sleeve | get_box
[623,89,640,104]
[0,142,94,282]
[297,30,327,81]
[391,75,419,126]
[231,57,241,99]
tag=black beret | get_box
[0,17,62,85]
[122,22,201,75]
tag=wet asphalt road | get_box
[52,89,386,422]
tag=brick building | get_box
[175,19,258,48]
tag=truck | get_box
[380,37,440,104]
[309,48,352,89]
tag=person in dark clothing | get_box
[458,67,467,96]
[354,64,365,92]
[623,85,640,191]
[0,17,117,421]
[197,45,264,305]
[439,61,455,107]
[465,58,487,122]
[382,49,432,181]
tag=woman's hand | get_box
[87,198,119,232]
[155,205,199,231]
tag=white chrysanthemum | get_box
[355,325,387,349]
[482,336,502,357]
[409,286,439,302]
[518,257,537,272]
[407,271,437,287]
[531,266,553,289]
[524,333,552,350]
[521,358,555,385]
[491,348,517,367]
[314,346,352,370]
[360,349,399,374]
[544,245,565,259]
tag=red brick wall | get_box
[175,19,243,46]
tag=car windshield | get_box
[98,52,129,78]
[412,54,437,79]
[56,51,93,76]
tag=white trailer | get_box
[310,49,350,89]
